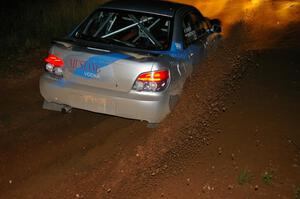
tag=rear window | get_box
[73,9,173,51]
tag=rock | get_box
[107,188,111,193]
[228,185,234,190]
[186,178,191,185]
[207,185,214,191]
[231,153,235,160]
[8,180,13,184]
[218,147,222,155]
[254,185,259,191]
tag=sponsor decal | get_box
[69,53,130,79]
[70,59,102,78]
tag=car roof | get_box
[100,0,192,17]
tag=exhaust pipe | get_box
[43,100,72,113]
[61,105,72,114]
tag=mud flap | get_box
[147,123,159,128]
[169,95,179,110]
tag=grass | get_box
[261,171,273,185]
[0,0,107,71]
[237,169,252,185]
[296,186,300,199]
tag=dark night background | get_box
[0,0,102,59]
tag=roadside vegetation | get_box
[237,169,252,185]
[296,186,300,199]
[261,171,273,185]
[0,0,105,74]
[237,169,275,187]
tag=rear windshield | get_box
[73,9,173,51]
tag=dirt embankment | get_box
[138,50,300,199]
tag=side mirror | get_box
[210,19,222,33]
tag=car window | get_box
[183,12,209,47]
[73,9,172,51]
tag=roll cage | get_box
[72,9,173,51]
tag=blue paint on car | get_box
[74,53,131,79]
[154,41,202,61]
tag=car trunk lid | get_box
[51,44,154,92]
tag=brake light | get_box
[133,70,169,92]
[44,54,64,67]
[44,54,64,78]
[137,70,169,82]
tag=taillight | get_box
[44,54,64,78]
[132,70,169,92]
[45,54,64,67]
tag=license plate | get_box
[82,95,106,105]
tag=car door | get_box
[182,11,210,69]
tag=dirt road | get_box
[0,1,299,198]
[134,49,300,199]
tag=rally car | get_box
[39,0,221,124]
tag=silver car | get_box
[40,0,221,124]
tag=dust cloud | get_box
[171,0,300,48]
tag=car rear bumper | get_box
[39,74,171,123]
